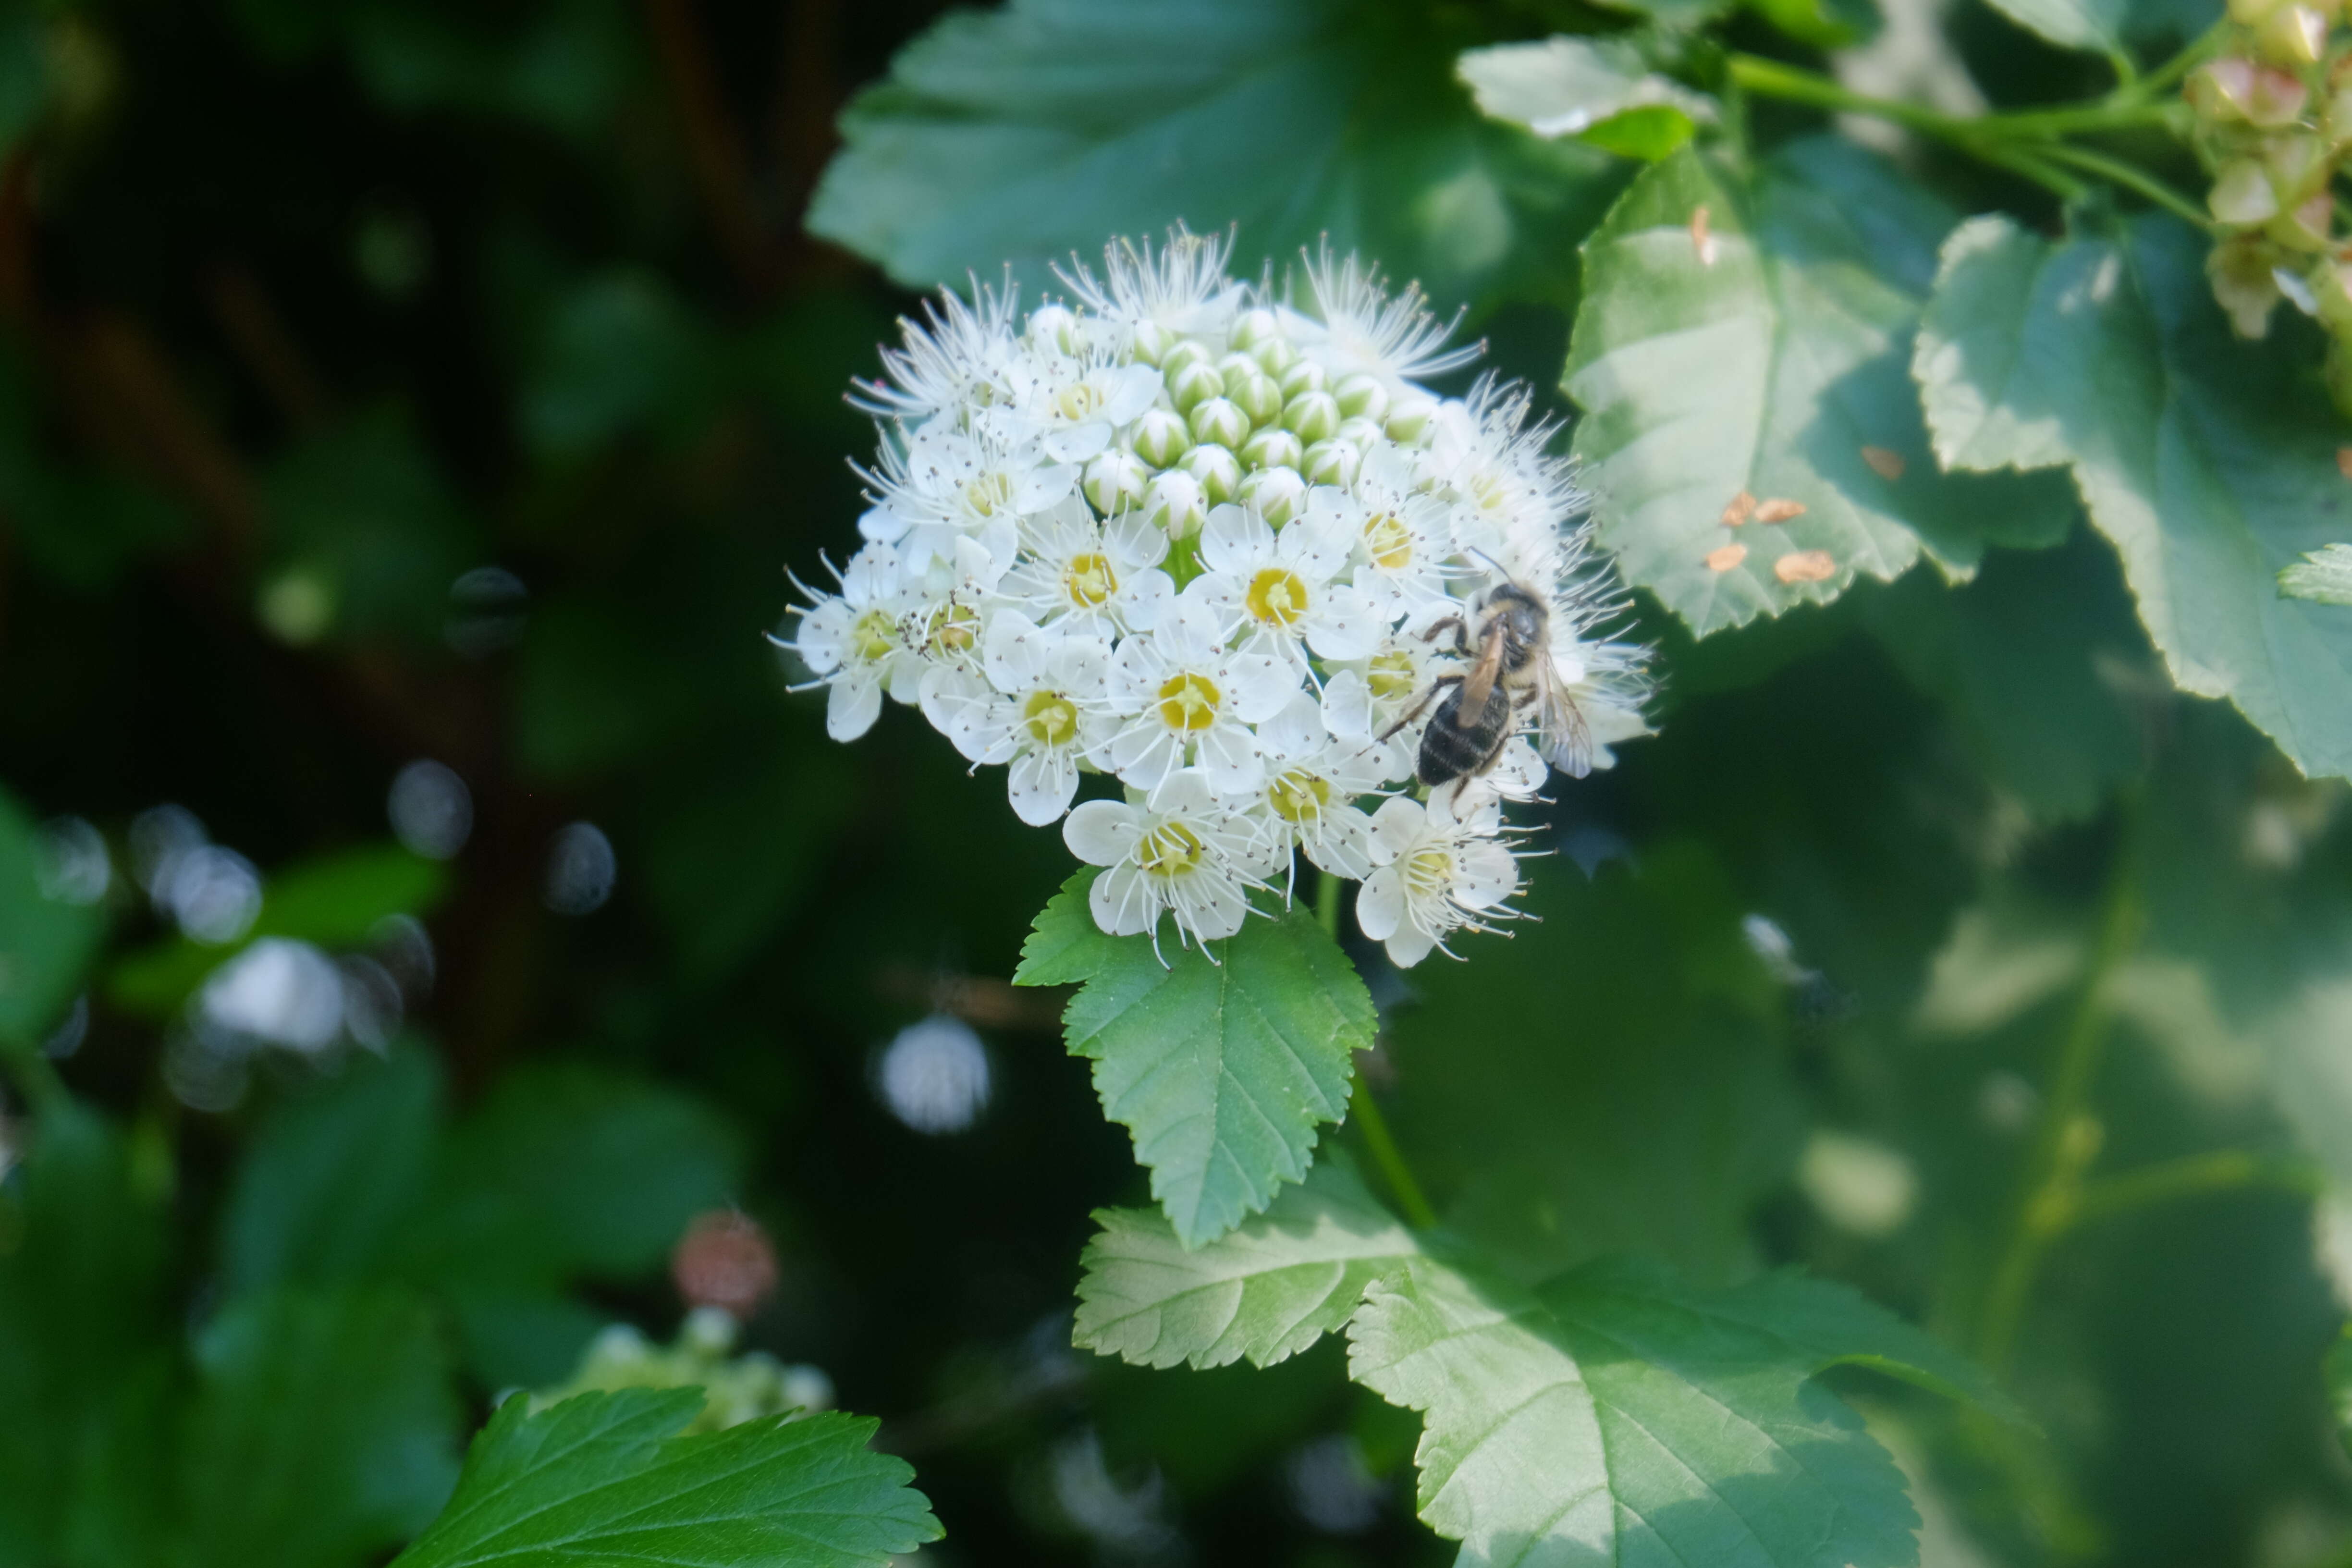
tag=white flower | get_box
[1427,378,1585,583]
[928,613,1116,826]
[1063,770,1280,951]
[1057,227,1247,358]
[1292,245,1480,384]
[849,273,1021,423]
[1356,792,1521,968]
[1254,695,1390,880]
[1309,443,1455,617]
[785,543,923,741]
[862,422,1076,583]
[990,344,1163,463]
[1545,630,1653,775]
[1000,497,1174,636]
[1181,502,1381,667]
[1100,607,1296,797]
[1319,615,1456,772]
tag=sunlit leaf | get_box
[390,1388,940,1568]
[1016,870,1374,1248]
[1075,1154,1417,1369]
[2282,544,2352,607]
[1913,213,2352,781]
[1566,139,2071,637]
[1458,37,1715,161]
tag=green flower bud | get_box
[1130,405,1192,468]
[2193,57,2313,125]
[1335,416,1387,451]
[2310,255,2352,328]
[1334,372,1391,424]
[1168,358,1225,413]
[1162,339,1214,378]
[2254,3,2328,65]
[1181,441,1242,504]
[2211,157,2282,224]
[2270,189,2334,249]
[1385,392,1437,444]
[1229,369,1285,429]
[1188,395,1250,449]
[1028,304,1080,356]
[1278,358,1329,399]
[2230,0,2286,26]
[1249,334,1298,378]
[1283,389,1341,444]
[2266,131,2330,201]
[1085,448,1151,514]
[2207,231,2284,335]
[1238,465,1307,525]
[1216,352,1262,391]
[1145,468,1208,539]
[1130,319,1176,367]
[1302,438,1360,489]
[1239,426,1304,472]
[1229,307,1283,352]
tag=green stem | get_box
[2065,1151,2325,1228]
[1974,827,2142,1374]
[2132,18,2232,98]
[2036,143,2216,228]
[1316,869,1439,1232]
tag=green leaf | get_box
[2282,543,2352,607]
[1015,870,1375,1248]
[2328,1322,2352,1453]
[1978,0,2127,50]
[807,0,1629,310]
[0,783,105,1044]
[264,409,480,643]
[1913,213,2352,781]
[1457,37,1715,162]
[1347,1253,2024,1568]
[391,1389,940,1568]
[1075,1154,1419,1370]
[1566,139,2072,637]
[180,1286,462,1568]
[1746,0,1885,47]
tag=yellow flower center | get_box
[1268,768,1330,824]
[850,609,897,662]
[1406,846,1454,895]
[1137,821,1206,879]
[1364,512,1414,572]
[1065,551,1118,608]
[1054,380,1105,423]
[1155,671,1222,734]
[1245,567,1310,628]
[1023,689,1080,747]
[1368,648,1419,703]
[926,601,981,658]
[964,470,1015,516]
[1468,468,1512,515]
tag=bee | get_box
[1380,577,1593,792]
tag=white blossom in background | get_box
[783,228,1652,961]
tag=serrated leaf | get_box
[1347,1253,2025,1568]
[1458,37,1716,161]
[390,1388,940,1568]
[180,1286,463,1568]
[1016,870,1374,1248]
[1567,139,2073,637]
[1075,1154,1418,1370]
[2283,543,2352,606]
[807,0,1628,309]
[1912,213,2352,781]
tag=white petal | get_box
[1261,693,1326,760]
[1279,510,1352,581]
[1107,636,1166,710]
[1454,840,1520,908]
[1304,809,1378,881]
[1091,863,1156,937]
[1118,569,1173,631]
[1147,767,1218,816]
[1016,460,1080,513]
[1220,652,1300,724]
[1320,669,1374,740]
[858,503,910,543]
[1104,363,1164,424]
[1064,799,1140,866]
[1106,506,1169,567]
[793,599,849,674]
[1368,796,1423,862]
[1047,636,1113,695]
[826,674,884,741]
[1198,503,1269,577]
[1356,868,1403,941]
[1009,748,1079,825]
[1043,423,1110,463]
[985,611,1052,692]
[1304,586,1380,661]
[1177,875,1250,942]
[1195,721,1265,797]
[1384,923,1438,969]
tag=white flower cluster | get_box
[786,230,1648,967]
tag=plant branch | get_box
[2064,1151,2325,1229]
[1316,869,1438,1231]
[2035,143,2216,227]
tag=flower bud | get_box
[1144,468,1208,539]
[1238,465,1307,525]
[1130,319,1176,366]
[1239,426,1305,472]
[2207,232,2284,335]
[2254,3,2328,65]
[1167,358,1224,413]
[1228,307,1283,353]
[1335,416,1387,451]
[1283,389,1341,444]
[1027,303,1080,356]
[1130,406,1191,468]
[1385,392,1437,444]
[2193,57,2312,125]
[1229,369,1285,429]
[2266,132,2330,201]
[2211,157,2282,224]
[2330,83,2352,146]
[2272,189,2335,249]
[1188,395,1250,449]
[1301,438,1360,489]
[2310,254,2352,328]
[1334,372,1391,424]
[1181,441,1241,504]
[1085,448,1151,514]
[1249,334,1298,378]
[1278,358,1329,398]
[2230,0,2286,26]
[1162,338,1214,378]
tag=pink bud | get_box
[2211,159,2283,225]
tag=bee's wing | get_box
[1534,670,1596,779]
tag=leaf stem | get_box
[1316,868,1439,1232]
[1974,817,2142,1375]
[2064,1150,2324,1228]
[2034,143,2216,228]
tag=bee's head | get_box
[1483,581,1549,652]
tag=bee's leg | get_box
[1377,675,1459,743]
[1416,614,1466,650]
